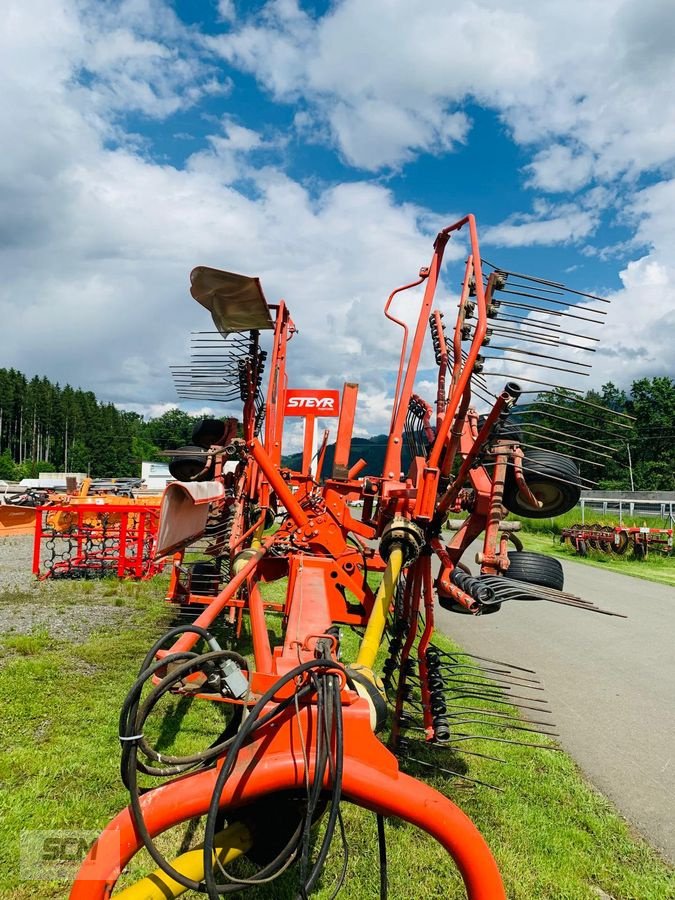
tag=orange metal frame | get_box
[70,215,531,898]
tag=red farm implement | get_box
[562,523,673,558]
[33,501,164,580]
[71,216,630,899]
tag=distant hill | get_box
[282,433,414,478]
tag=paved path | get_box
[436,557,675,863]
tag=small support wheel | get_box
[504,550,564,591]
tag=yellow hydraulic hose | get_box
[356,545,404,670]
[114,822,252,900]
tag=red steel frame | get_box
[70,214,545,898]
[33,503,163,580]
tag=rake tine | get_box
[486,327,597,354]
[494,315,601,341]
[437,663,542,684]
[447,705,554,725]
[481,260,565,288]
[432,648,538,675]
[496,287,608,316]
[448,718,559,737]
[492,298,605,324]
[485,344,593,367]
[480,373,585,391]
[403,756,504,791]
[482,355,592,376]
[450,734,560,751]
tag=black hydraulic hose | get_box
[298,672,331,895]
[302,672,344,896]
[119,651,199,786]
[125,683,314,896]
[203,659,346,899]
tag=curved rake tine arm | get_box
[384,272,429,434]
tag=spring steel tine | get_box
[549,392,636,422]
[448,696,552,714]
[483,262,611,303]
[403,757,504,791]
[495,316,601,342]
[540,596,626,617]
[485,326,563,346]
[438,662,542,684]
[512,407,629,441]
[497,288,607,321]
[439,672,545,692]
[444,676,544,700]
[480,576,584,601]
[487,326,597,354]
[447,706,554,724]
[515,428,615,460]
[446,688,549,706]
[504,280,566,296]
[481,374,584,393]
[512,441,605,468]
[483,356,591,376]
[496,288,607,316]
[494,299,605,324]
[444,747,507,763]
[485,344,593,368]
[483,458,599,488]
[447,719,559,737]
[432,648,538,675]
[517,422,617,455]
[447,715,558,735]
[558,284,611,303]
[494,313,561,331]
[521,401,633,432]
[514,410,627,443]
[450,734,559,751]
[481,259,566,288]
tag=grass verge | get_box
[515,508,675,588]
[0,575,673,898]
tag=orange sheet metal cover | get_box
[190,267,274,334]
[0,505,36,536]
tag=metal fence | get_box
[579,491,675,524]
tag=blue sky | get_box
[1,0,674,441]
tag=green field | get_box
[0,573,674,899]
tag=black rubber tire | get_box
[168,445,211,482]
[633,542,646,560]
[504,551,564,591]
[192,418,228,449]
[438,597,502,616]
[477,415,523,444]
[611,530,629,555]
[190,561,221,596]
[503,449,581,519]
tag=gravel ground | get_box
[0,534,133,642]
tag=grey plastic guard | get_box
[190,267,274,334]
[155,481,225,558]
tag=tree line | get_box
[0,369,200,480]
[0,367,672,489]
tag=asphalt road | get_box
[436,555,675,864]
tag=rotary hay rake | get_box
[72,215,630,899]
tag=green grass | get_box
[515,507,675,588]
[0,576,674,898]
